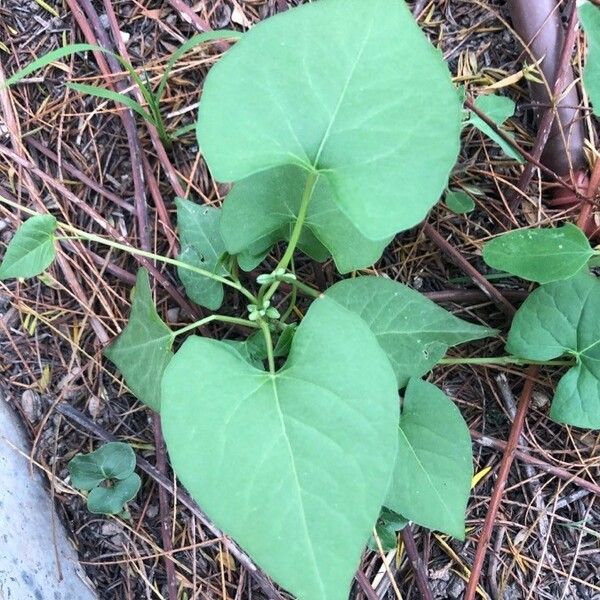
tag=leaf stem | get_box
[439,356,574,367]
[263,171,318,303]
[173,314,258,337]
[259,320,276,374]
[58,222,259,303]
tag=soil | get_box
[0,0,599,599]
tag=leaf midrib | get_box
[269,375,326,598]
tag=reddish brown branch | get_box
[422,223,516,318]
[507,1,582,209]
[464,365,538,600]
[507,0,585,176]
[401,525,434,600]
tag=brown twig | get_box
[401,525,434,600]
[464,365,538,600]
[54,403,285,600]
[422,223,516,318]
[354,569,379,600]
[470,430,600,497]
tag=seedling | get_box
[3,1,600,599]
[68,442,141,516]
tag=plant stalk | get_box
[439,356,573,367]
[174,315,258,337]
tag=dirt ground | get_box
[0,0,599,598]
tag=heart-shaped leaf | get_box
[386,378,473,539]
[220,166,391,272]
[161,296,399,600]
[507,271,600,428]
[87,473,141,515]
[105,269,173,411]
[326,276,495,387]
[581,2,600,117]
[69,442,137,490]
[176,198,228,310]
[0,214,57,280]
[197,0,462,240]
[483,224,594,284]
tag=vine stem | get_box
[439,356,573,367]
[260,320,276,374]
[464,366,538,600]
[173,315,258,337]
[263,171,319,303]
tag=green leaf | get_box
[2,43,102,87]
[197,0,462,241]
[325,276,495,387]
[220,165,391,273]
[445,189,475,214]
[69,442,137,490]
[161,296,399,600]
[580,2,600,117]
[87,473,141,515]
[466,94,524,162]
[176,198,228,309]
[368,507,408,552]
[105,269,174,411]
[507,271,600,428]
[68,83,156,124]
[0,215,57,280]
[482,224,594,284]
[386,378,473,539]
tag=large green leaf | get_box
[325,277,495,387]
[483,224,594,284]
[0,215,57,280]
[197,0,462,240]
[507,271,600,428]
[386,378,473,539]
[105,269,174,411]
[176,198,228,310]
[220,166,391,273]
[161,296,399,600]
[466,94,524,162]
[581,2,600,117]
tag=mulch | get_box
[0,0,598,598]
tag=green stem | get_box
[259,320,276,374]
[263,171,318,303]
[439,356,574,367]
[57,222,258,303]
[289,279,322,299]
[174,314,258,337]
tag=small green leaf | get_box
[483,224,594,284]
[580,2,600,117]
[198,0,462,240]
[0,215,57,280]
[445,190,475,214]
[105,269,174,411]
[220,166,384,273]
[507,271,600,428]
[368,507,408,551]
[161,296,399,600]
[69,442,137,490]
[386,378,473,539]
[273,324,296,358]
[466,94,524,162]
[87,473,141,515]
[176,198,228,310]
[325,276,495,387]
